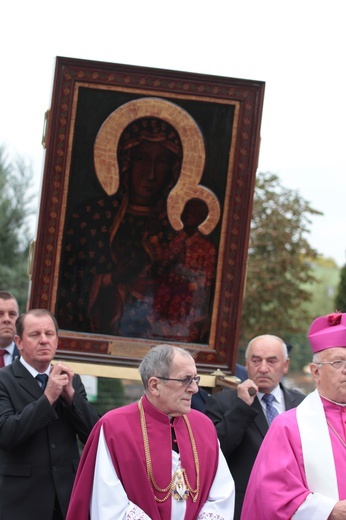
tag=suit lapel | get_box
[252,385,303,437]
[282,384,299,410]
[252,396,269,437]
[11,358,42,398]
[12,343,20,360]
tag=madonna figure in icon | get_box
[58,99,220,344]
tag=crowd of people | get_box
[2,287,346,519]
[0,106,343,520]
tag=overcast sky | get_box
[2,0,346,265]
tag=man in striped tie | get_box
[241,313,346,519]
[205,334,305,519]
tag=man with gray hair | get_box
[67,344,235,519]
[205,334,305,520]
[241,312,346,519]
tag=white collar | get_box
[1,341,15,355]
[319,393,346,407]
[258,384,283,403]
[19,356,50,377]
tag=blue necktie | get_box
[36,373,48,390]
[262,393,279,425]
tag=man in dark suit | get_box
[0,290,20,365]
[0,308,100,519]
[205,334,305,520]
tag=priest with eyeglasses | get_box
[241,312,346,520]
[67,344,235,519]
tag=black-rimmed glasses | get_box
[156,376,200,387]
[315,360,346,370]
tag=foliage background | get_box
[0,147,34,311]
[238,172,340,374]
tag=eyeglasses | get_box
[156,376,200,387]
[315,360,346,370]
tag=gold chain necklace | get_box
[327,420,346,449]
[138,397,200,503]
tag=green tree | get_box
[240,172,321,353]
[303,257,340,318]
[91,377,126,416]
[281,257,341,372]
[0,146,35,310]
[335,263,346,312]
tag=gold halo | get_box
[93,97,220,235]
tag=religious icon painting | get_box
[28,56,265,374]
